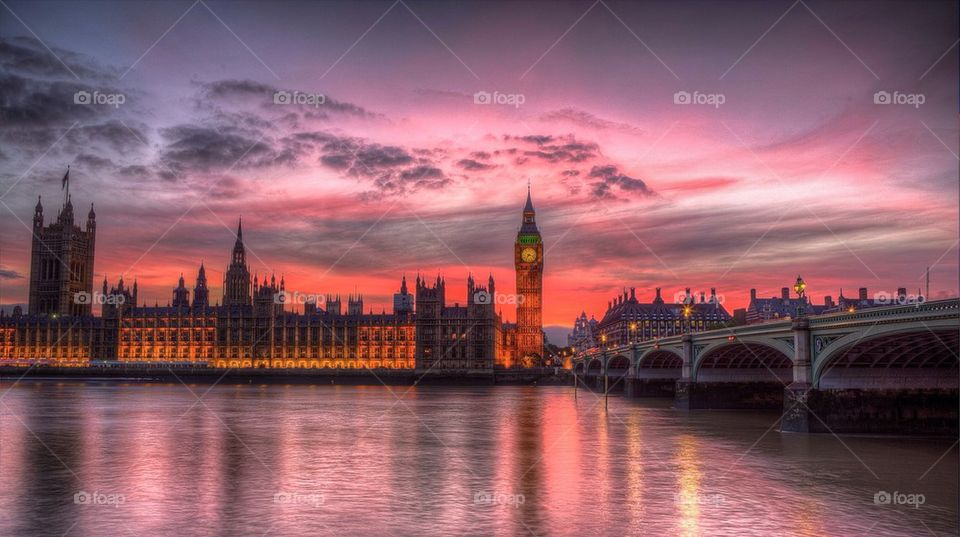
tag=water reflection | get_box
[0,382,956,537]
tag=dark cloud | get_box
[116,164,152,179]
[587,165,654,200]
[457,158,495,171]
[507,134,600,163]
[540,108,642,133]
[158,125,284,176]
[0,37,113,80]
[513,134,554,145]
[65,121,149,155]
[470,151,491,160]
[199,79,380,118]
[0,268,23,280]
[73,153,114,170]
[313,135,452,196]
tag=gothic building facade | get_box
[27,195,96,317]
[513,186,544,365]
[1,185,544,371]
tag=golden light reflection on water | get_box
[676,434,703,537]
[625,412,645,528]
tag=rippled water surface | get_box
[0,381,956,536]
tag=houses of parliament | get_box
[0,184,546,371]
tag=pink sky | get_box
[0,1,957,334]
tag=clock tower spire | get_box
[515,182,544,366]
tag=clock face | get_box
[521,247,537,263]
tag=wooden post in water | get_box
[604,373,608,410]
[573,371,578,400]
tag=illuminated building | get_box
[0,186,544,370]
[595,288,732,346]
[513,185,544,365]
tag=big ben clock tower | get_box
[515,183,544,366]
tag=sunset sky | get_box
[0,0,957,338]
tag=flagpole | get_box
[63,166,70,206]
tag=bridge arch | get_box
[695,338,793,383]
[814,324,959,389]
[603,355,631,391]
[637,347,683,368]
[586,358,603,376]
[635,348,683,381]
[573,361,585,374]
[606,355,631,372]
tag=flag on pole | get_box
[61,167,69,189]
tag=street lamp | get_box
[629,322,637,343]
[682,304,693,334]
[793,275,807,317]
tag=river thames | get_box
[0,382,955,537]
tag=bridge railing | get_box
[807,298,959,326]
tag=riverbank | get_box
[0,365,571,386]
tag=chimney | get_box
[685,287,691,303]
[699,291,705,303]
[750,288,757,301]
[655,287,662,301]
[859,287,868,301]
[897,287,907,302]
[630,287,636,300]
[781,287,789,300]
[824,295,834,308]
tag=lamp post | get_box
[682,304,693,334]
[793,275,807,318]
[629,322,637,344]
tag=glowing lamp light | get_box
[793,275,806,298]
[727,335,736,341]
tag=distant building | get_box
[745,287,829,324]
[824,287,922,313]
[567,312,598,353]
[595,287,731,346]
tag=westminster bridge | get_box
[573,299,959,433]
